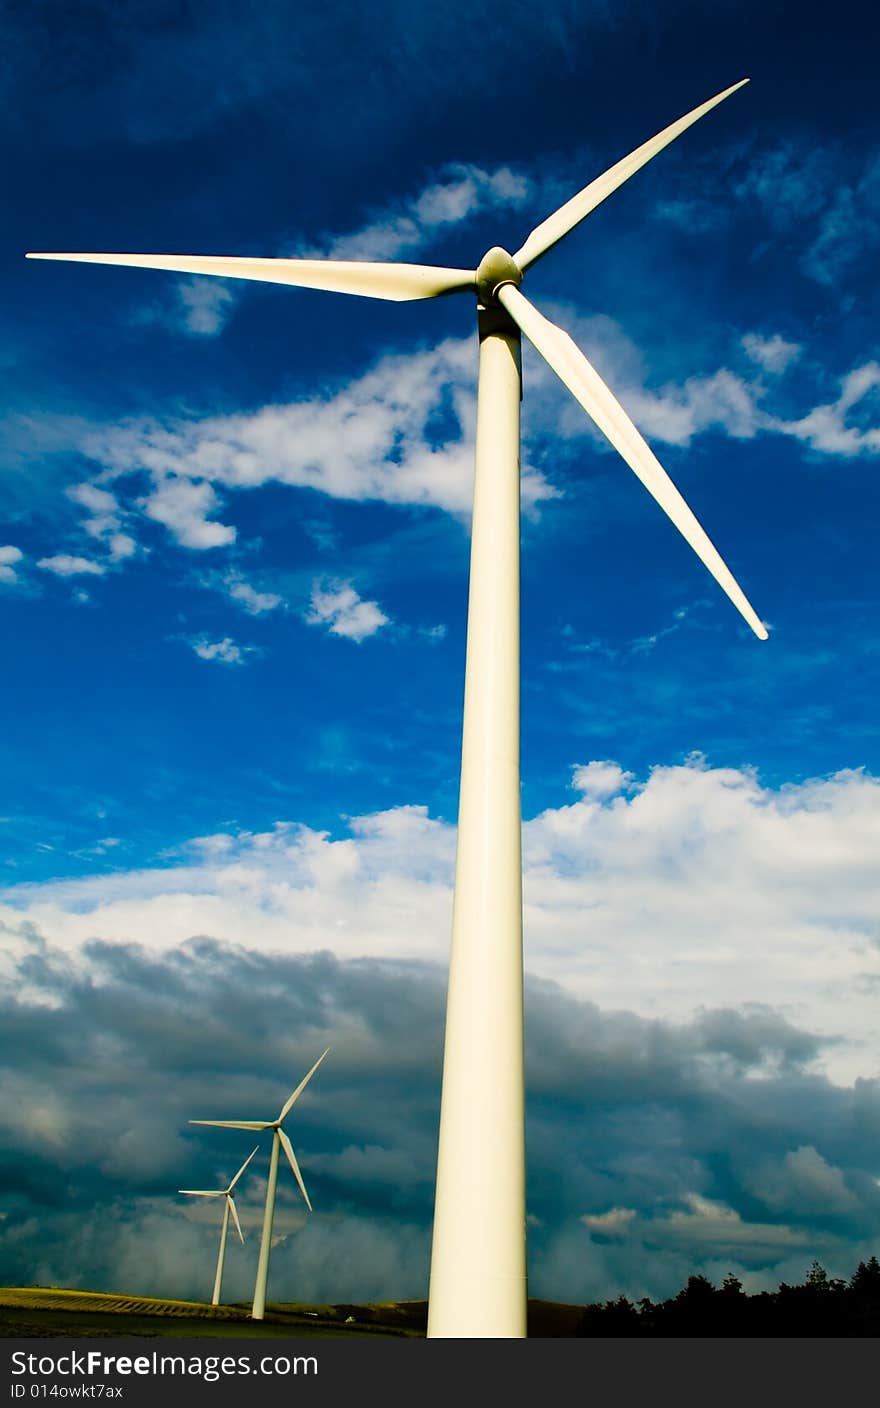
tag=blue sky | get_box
[2,0,880,1307]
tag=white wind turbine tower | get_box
[29,80,768,1338]
[189,1049,330,1320]
[179,1145,258,1306]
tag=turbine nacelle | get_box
[475,247,522,308]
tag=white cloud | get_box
[746,1146,860,1219]
[108,532,137,560]
[571,760,633,799]
[88,336,555,520]
[68,483,118,516]
[614,365,763,447]
[140,476,236,549]
[531,309,765,450]
[36,554,106,577]
[772,361,880,456]
[3,760,880,1086]
[0,545,24,585]
[581,1207,637,1236]
[801,160,880,286]
[131,279,238,340]
[67,481,139,560]
[216,569,282,615]
[125,163,532,349]
[734,141,829,230]
[175,277,236,336]
[306,580,389,642]
[653,196,727,235]
[188,635,254,665]
[741,333,802,375]
[535,309,880,463]
[302,163,532,262]
[644,1195,809,1253]
[46,316,880,586]
[729,139,880,287]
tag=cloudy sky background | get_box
[2,0,879,1307]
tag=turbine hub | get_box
[476,246,522,306]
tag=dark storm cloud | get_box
[1,921,878,1303]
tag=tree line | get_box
[575,1257,880,1336]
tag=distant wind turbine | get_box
[29,80,766,1338]
[179,1145,258,1306]
[190,1049,330,1320]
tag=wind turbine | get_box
[179,1145,258,1306]
[189,1049,330,1320]
[28,80,767,1338]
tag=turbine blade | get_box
[277,1048,331,1123]
[278,1127,312,1212]
[188,1120,271,1130]
[498,285,767,640]
[227,1195,244,1244]
[178,1189,223,1197]
[25,251,476,303]
[513,79,749,272]
[228,1146,260,1191]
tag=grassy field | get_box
[0,1286,420,1338]
[0,1286,585,1338]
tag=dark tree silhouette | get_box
[575,1258,880,1337]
